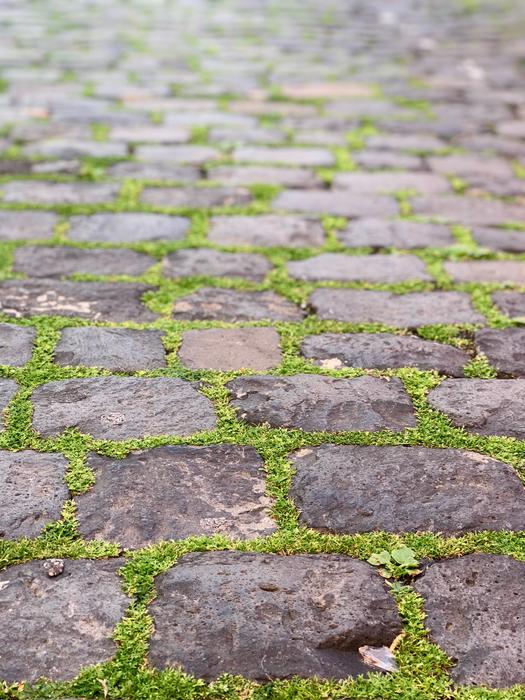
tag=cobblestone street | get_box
[0,1,525,698]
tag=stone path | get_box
[0,0,524,697]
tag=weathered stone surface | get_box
[32,377,216,439]
[136,144,221,165]
[69,213,190,243]
[209,215,325,248]
[275,190,398,217]
[444,260,525,284]
[233,146,334,167]
[0,323,35,366]
[148,551,402,680]
[24,138,128,159]
[0,210,58,240]
[228,374,415,432]
[471,226,525,253]
[180,328,282,370]
[0,450,68,538]
[475,327,525,377]
[333,171,450,195]
[109,125,190,143]
[0,559,129,682]
[0,280,157,322]
[339,218,454,249]
[310,289,484,326]
[493,291,525,319]
[366,134,447,153]
[301,333,468,375]
[411,195,525,226]
[55,328,166,371]
[13,246,155,278]
[76,446,275,547]
[209,166,321,188]
[141,186,252,208]
[1,181,119,204]
[428,154,513,179]
[288,253,430,282]
[428,378,525,438]
[354,150,422,170]
[415,555,525,687]
[164,248,271,281]
[290,445,525,534]
[0,379,18,423]
[173,287,304,322]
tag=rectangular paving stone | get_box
[208,166,322,188]
[428,378,525,438]
[415,555,525,687]
[275,190,398,217]
[173,288,304,322]
[136,144,221,165]
[475,328,525,377]
[366,134,447,153]
[301,333,469,376]
[209,215,325,248]
[233,146,335,167]
[354,150,423,171]
[76,445,275,548]
[23,138,128,159]
[1,181,120,204]
[0,210,58,240]
[428,154,513,179]
[0,379,18,428]
[106,162,200,182]
[164,249,272,281]
[141,186,252,208]
[444,260,525,284]
[0,450,68,538]
[493,291,525,320]
[0,280,157,322]
[287,253,431,282]
[148,551,402,680]
[228,374,416,432]
[109,125,190,143]
[180,328,282,371]
[69,212,190,243]
[13,246,155,278]
[290,445,525,534]
[411,195,525,226]
[0,323,35,365]
[471,227,525,253]
[55,328,167,371]
[339,218,455,249]
[32,377,217,440]
[0,559,129,683]
[310,289,484,326]
[333,171,450,195]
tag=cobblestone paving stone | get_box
[1,0,525,696]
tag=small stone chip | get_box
[43,559,65,577]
